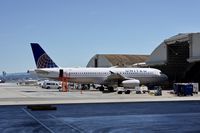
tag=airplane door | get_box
[59,69,63,78]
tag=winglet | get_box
[30,43,58,68]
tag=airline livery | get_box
[30,43,168,92]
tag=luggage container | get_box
[174,83,193,96]
[190,83,199,94]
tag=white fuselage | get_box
[34,67,168,86]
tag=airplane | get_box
[29,43,168,93]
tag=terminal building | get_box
[87,33,200,85]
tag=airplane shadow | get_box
[102,90,116,93]
[21,90,59,93]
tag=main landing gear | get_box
[97,86,105,92]
[108,87,114,92]
[97,86,114,92]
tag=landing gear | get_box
[98,86,104,92]
[125,90,131,94]
[97,86,114,92]
[108,87,114,92]
[118,91,123,94]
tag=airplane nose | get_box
[161,74,168,81]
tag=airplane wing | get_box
[108,71,126,80]
[102,71,141,88]
[103,71,132,85]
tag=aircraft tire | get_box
[125,90,131,94]
[99,87,104,92]
[118,91,123,94]
[108,87,114,92]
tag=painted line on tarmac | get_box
[49,114,85,133]
[22,108,55,133]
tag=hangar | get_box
[87,54,149,68]
[87,33,200,85]
[146,33,200,84]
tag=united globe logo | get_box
[37,53,57,68]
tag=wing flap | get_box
[103,71,127,85]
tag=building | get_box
[146,32,200,83]
[87,33,200,85]
[87,54,149,68]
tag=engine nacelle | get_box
[122,79,140,88]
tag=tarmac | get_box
[0,83,200,105]
[0,101,200,132]
[0,83,200,132]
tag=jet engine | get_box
[122,79,140,88]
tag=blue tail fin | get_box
[30,43,58,68]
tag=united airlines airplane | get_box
[29,43,168,93]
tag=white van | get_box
[42,81,62,89]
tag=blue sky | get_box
[0,0,200,73]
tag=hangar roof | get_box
[103,54,149,67]
[147,32,200,66]
[164,33,191,44]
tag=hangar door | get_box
[167,41,189,81]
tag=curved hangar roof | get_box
[87,54,149,67]
[146,33,200,65]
